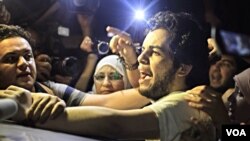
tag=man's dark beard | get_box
[139,68,176,101]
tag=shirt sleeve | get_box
[44,81,87,106]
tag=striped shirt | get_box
[42,81,87,106]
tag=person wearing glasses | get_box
[92,55,131,94]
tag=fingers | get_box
[28,94,66,123]
[39,102,55,123]
[187,86,218,101]
[27,95,43,121]
[40,97,65,122]
[29,95,50,122]
[5,86,31,103]
[50,100,65,119]
[80,36,94,53]
[106,26,132,42]
[107,26,133,54]
[185,86,211,110]
[109,35,119,53]
[0,91,12,98]
[187,100,205,109]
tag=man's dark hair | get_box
[147,11,209,89]
[0,24,34,47]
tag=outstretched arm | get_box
[81,88,150,110]
[0,85,65,123]
[36,106,159,140]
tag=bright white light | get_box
[134,9,145,20]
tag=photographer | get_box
[75,26,142,92]
[35,54,52,82]
[74,38,106,92]
[35,53,79,85]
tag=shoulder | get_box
[35,81,54,95]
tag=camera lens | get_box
[62,57,78,75]
[97,41,109,55]
[51,56,79,76]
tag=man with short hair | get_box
[0,24,87,122]
[32,11,215,141]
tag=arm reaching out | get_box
[81,88,150,110]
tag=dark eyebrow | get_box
[3,52,17,57]
[4,48,32,55]
[141,46,162,50]
[149,45,162,50]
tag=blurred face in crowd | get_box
[138,29,176,100]
[94,65,124,94]
[0,37,36,91]
[209,55,237,90]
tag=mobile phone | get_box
[212,27,250,57]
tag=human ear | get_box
[176,64,192,77]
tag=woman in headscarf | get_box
[229,68,250,123]
[92,55,131,94]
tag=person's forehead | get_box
[220,55,237,65]
[0,37,32,55]
[142,28,169,49]
[221,55,235,61]
[97,65,117,73]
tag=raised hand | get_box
[185,85,230,126]
[80,36,94,53]
[106,26,137,65]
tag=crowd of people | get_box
[0,0,250,141]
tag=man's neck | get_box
[170,79,188,92]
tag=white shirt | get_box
[144,91,215,141]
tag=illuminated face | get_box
[209,55,237,90]
[138,29,176,100]
[94,65,124,94]
[0,37,37,91]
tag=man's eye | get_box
[4,55,19,63]
[24,54,33,61]
[152,51,160,56]
[221,62,232,68]
[141,47,145,51]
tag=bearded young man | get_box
[8,11,215,141]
